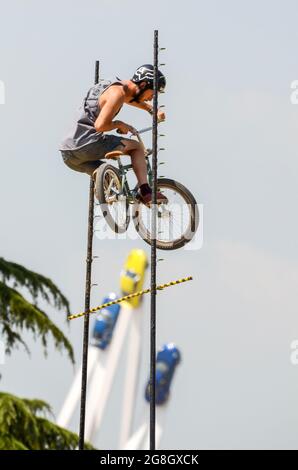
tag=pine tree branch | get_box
[0,392,94,450]
[0,282,74,363]
[0,258,70,314]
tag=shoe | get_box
[137,190,168,207]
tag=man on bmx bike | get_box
[59,64,167,207]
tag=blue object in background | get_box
[145,343,181,405]
[91,293,121,350]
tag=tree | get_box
[0,257,73,361]
[0,257,92,450]
[0,393,93,450]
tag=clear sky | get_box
[1,0,298,450]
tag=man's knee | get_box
[120,139,142,152]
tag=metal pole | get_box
[78,60,99,450]
[150,30,159,451]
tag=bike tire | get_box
[132,178,199,250]
[95,163,130,234]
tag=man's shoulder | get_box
[100,82,125,101]
[107,81,125,93]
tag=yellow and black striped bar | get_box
[68,276,193,321]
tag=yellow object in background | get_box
[120,249,148,308]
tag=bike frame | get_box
[113,127,154,203]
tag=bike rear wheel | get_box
[132,178,199,250]
[95,163,130,234]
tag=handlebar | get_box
[137,126,153,135]
[116,121,164,155]
[137,119,164,134]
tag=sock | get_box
[139,183,152,197]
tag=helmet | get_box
[132,64,166,92]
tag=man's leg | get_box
[118,139,148,186]
[114,139,168,205]
[62,152,103,176]
[98,135,147,186]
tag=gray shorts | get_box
[60,134,125,176]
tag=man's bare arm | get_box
[94,87,126,132]
[128,100,153,114]
[128,100,166,122]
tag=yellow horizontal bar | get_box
[68,276,193,321]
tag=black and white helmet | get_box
[132,64,166,92]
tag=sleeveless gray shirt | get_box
[60,81,123,151]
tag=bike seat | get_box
[104,150,125,160]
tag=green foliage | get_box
[0,258,88,449]
[0,257,74,363]
[0,392,93,450]
[0,258,69,309]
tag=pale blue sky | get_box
[1,0,298,450]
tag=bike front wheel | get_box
[95,163,130,234]
[132,178,199,250]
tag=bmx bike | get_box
[94,126,199,251]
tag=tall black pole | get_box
[150,30,158,451]
[78,60,99,450]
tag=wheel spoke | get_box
[106,177,115,196]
